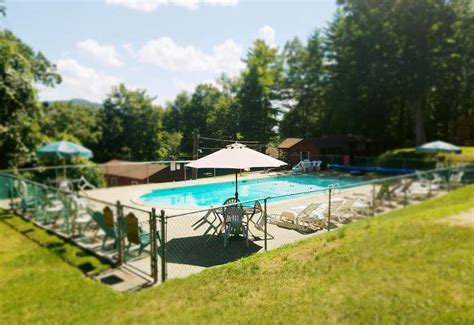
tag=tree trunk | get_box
[410,96,427,145]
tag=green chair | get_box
[90,207,118,249]
[120,212,159,256]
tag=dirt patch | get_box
[438,208,474,228]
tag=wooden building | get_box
[98,159,185,187]
[313,134,376,156]
[449,116,474,146]
[277,138,320,166]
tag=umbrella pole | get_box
[235,171,238,200]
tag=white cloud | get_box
[105,0,238,12]
[256,25,276,48]
[40,59,122,102]
[77,39,123,67]
[137,37,244,76]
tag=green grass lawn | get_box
[381,146,474,163]
[1,186,473,324]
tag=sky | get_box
[4,0,337,105]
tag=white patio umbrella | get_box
[416,141,462,154]
[186,143,287,200]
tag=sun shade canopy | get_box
[186,143,287,170]
[36,140,93,159]
[416,141,462,154]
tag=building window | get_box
[111,177,118,187]
[300,151,309,161]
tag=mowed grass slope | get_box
[381,146,474,163]
[1,186,473,324]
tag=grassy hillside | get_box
[1,186,473,324]
[380,146,474,163]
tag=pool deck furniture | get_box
[268,202,324,233]
[223,205,248,247]
[90,208,118,250]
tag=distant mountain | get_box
[45,98,102,109]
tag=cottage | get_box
[277,138,320,166]
[98,159,185,187]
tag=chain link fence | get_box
[160,164,472,281]
[1,164,472,285]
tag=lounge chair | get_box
[297,200,344,231]
[268,202,324,233]
[331,198,359,223]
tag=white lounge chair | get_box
[268,202,324,233]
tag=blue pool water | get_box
[140,175,362,207]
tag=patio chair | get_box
[223,205,248,247]
[90,207,118,249]
[32,188,65,225]
[192,208,222,240]
[247,200,274,240]
[448,171,464,188]
[69,195,92,237]
[120,212,159,256]
[17,181,42,214]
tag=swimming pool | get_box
[140,175,362,207]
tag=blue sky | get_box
[4,0,337,105]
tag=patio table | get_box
[193,205,256,240]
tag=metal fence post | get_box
[403,178,408,207]
[447,169,451,191]
[160,209,167,283]
[327,188,332,232]
[264,198,268,251]
[33,183,38,218]
[428,176,432,198]
[116,201,124,266]
[9,178,15,213]
[150,208,158,283]
[371,183,376,216]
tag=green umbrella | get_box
[36,140,93,177]
[36,140,93,159]
[416,141,462,154]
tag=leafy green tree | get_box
[40,101,102,150]
[237,40,280,143]
[279,32,325,139]
[0,30,61,168]
[99,84,181,161]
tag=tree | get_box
[237,40,280,143]
[40,101,102,150]
[0,29,61,168]
[99,84,181,161]
[279,32,325,138]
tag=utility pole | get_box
[192,129,199,180]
